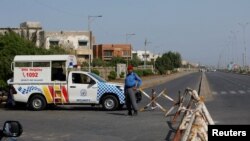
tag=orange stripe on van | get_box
[42,86,53,103]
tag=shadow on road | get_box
[107,112,127,116]
[165,118,178,141]
[2,104,128,112]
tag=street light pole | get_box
[239,22,249,69]
[230,30,239,64]
[144,38,151,69]
[126,33,135,43]
[125,33,135,66]
[88,15,102,72]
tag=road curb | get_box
[200,72,213,101]
[141,71,196,89]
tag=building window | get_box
[78,40,88,47]
[104,50,113,57]
[123,51,130,57]
[142,54,149,58]
[49,40,59,46]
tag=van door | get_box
[68,72,98,103]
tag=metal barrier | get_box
[171,88,214,141]
[139,87,214,141]
[139,88,176,113]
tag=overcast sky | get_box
[1,0,250,66]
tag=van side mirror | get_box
[2,121,23,137]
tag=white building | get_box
[44,31,92,63]
[132,50,160,62]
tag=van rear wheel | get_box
[101,95,118,111]
[29,95,46,111]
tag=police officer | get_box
[125,65,142,116]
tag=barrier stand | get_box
[139,89,176,113]
[166,89,193,124]
[151,89,157,109]
[165,91,183,118]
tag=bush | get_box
[119,72,125,78]
[142,69,153,76]
[108,71,117,80]
[133,70,143,77]
[91,69,100,76]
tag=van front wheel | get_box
[101,95,118,111]
[29,95,46,111]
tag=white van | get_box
[9,55,125,111]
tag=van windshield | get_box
[88,73,107,83]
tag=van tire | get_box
[29,95,46,111]
[101,95,118,111]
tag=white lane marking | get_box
[238,90,246,94]
[213,121,220,124]
[212,91,218,95]
[221,91,227,94]
[229,91,236,94]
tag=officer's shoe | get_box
[134,110,138,116]
[128,111,132,116]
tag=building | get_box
[0,21,43,47]
[132,50,160,62]
[93,44,132,61]
[44,31,92,64]
[0,21,93,64]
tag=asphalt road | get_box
[205,71,250,124]
[0,72,201,141]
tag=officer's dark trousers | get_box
[125,87,138,112]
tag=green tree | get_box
[155,51,182,74]
[129,55,142,67]
[0,32,68,87]
[92,58,106,67]
[109,57,126,66]
[91,69,100,76]
[165,51,182,68]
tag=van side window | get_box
[51,61,66,81]
[72,73,93,84]
[15,62,32,67]
[33,62,50,67]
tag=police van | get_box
[9,55,125,111]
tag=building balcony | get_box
[76,48,92,55]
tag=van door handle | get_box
[70,86,76,88]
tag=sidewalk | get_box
[110,71,196,89]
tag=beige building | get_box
[44,31,92,64]
[0,21,93,64]
[0,21,44,47]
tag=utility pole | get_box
[144,39,151,69]
[88,15,102,72]
[125,33,135,66]
[239,22,249,69]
